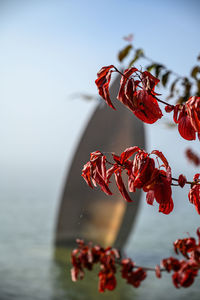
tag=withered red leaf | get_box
[114,169,132,202]
[178,174,187,188]
[119,146,140,164]
[95,65,115,110]
[178,108,196,141]
[186,96,200,134]
[133,90,163,124]
[117,67,138,107]
[155,265,162,278]
[188,174,200,214]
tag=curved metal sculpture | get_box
[54,74,145,249]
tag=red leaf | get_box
[95,65,115,110]
[106,164,118,182]
[186,96,200,133]
[124,78,138,109]
[141,71,160,93]
[178,108,196,140]
[90,150,103,161]
[196,227,200,243]
[132,154,155,189]
[159,197,174,215]
[96,65,114,78]
[120,146,140,164]
[93,170,112,195]
[165,105,174,113]
[151,150,169,169]
[185,148,200,166]
[81,162,94,189]
[154,173,172,204]
[112,154,121,164]
[133,90,163,124]
[188,183,200,214]
[178,174,187,188]
[114,170,132,202]
[173,104,181,124]
[117,67,138,107]
[146,190,155,205]
[155,265,162,278]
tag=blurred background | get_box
[1,0,200,299]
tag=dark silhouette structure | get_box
[55,74,145,249]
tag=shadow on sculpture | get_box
[54,73,145,251]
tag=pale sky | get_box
[1,0,200,178]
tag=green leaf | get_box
[182,77,191,100]
[128,48,144,67]
[118,44,132,62]
[155,64,165,78]
[167,78,179,99]
[195,80,200,97]
[176,96,185,105]
[161,71,171,87]
[146,64,156,72]
[191,66,200,80]
[170,78,179,94]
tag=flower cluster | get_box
[82,147,173,214]
[95,65,200,141]
[71,229,200,291]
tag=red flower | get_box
[188,174,200,214]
